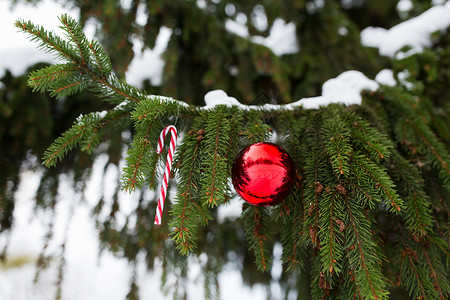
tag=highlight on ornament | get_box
[231,142,295,206]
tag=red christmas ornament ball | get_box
[231,142,296,206]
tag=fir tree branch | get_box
[42,109,131,167]
[43,131,83,167]
[409,120,450,177]
[278,192,307,272]
[169,118,213,254]
[346,178,375,207]
[122,98,168,191]
[242,205,272,271]
[350,154,403,212]
[88,40,112,76]
[175,134,212,225]
[91,76,142,104]
[200,107,232,207]
[17,15,145,105]
[52,80,83,95]
[405,193,431,237]
[301,112,328,251]
[59,14,90,67]
[125,126,153,191]
[318,188,344,276]
[387,150,434,238]
[421,247,446,299]
[28,64,79,92]
[15,19,78,62]
[400,247,430,300]
[81,109,132,154]
[343,193,389,300]
[322,113,352,176]
[351,120,391,161]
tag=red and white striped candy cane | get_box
[154,125,178,225]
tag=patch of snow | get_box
[271,243,283,280]
[84,154,109,205]
[196,0,207,10]
[269,243,283,299]
[83,17,99,41]
[219,263,266,300]
[432,0,446,5]
[120,0,133,11]
[202,70,379,110]
[320,70,379,105]
[135,1,148,26]
[225,19,249,38]
[1,169,44,261]
[360,27,388,48]
[251,5,268,32]
[395,47,424,60]
[338,26,349,36]
[397,0,413,13]
[375,69,397,86]
[62,205,131,300]
[398,69,415,90]
[217,195,243,222]
[97,110,108,118]
[204,89,242,108]
[253,19,299,56]
[361,1,450,57]
[126,27,173,87]
[0,0,80,77]
[226,18,299,56]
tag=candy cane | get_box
[154,125,178,225]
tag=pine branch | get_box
[398,246,435,300]
[300,111,327,251]
[90,75,144,104]
[88,39,112,77]
[121,98,168,191]
[81,108,132,154]
[343,193,389,300]
[387,150,433,237]
[242,205,272,271]
[318,188,344,277]
[239,110,272,144]
[169,117,212,254]
[350,154,403,213]
[200,107,234,207]
[59,14,91,67]
[28,64,80,93]
[277,192,307,272]
[409,120,450,188]
[350,118,391,162]
[404,193,433,238]
[16,15,145,104]
[420,246,448,299]
[381,86,450,190]
[42,113,99,167]
[275,109,307,165]
[272,112,311,272]
[428,235,450,262]
[15,19,79,63]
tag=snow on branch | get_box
[201,70,379,110]
[361,1,450,57]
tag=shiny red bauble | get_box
[231,142,296,206]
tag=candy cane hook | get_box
[154,125,178,225]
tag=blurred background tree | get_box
[1,0,449,299]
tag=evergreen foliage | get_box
[1,1,449,299]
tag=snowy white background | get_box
[1,0,449,299]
